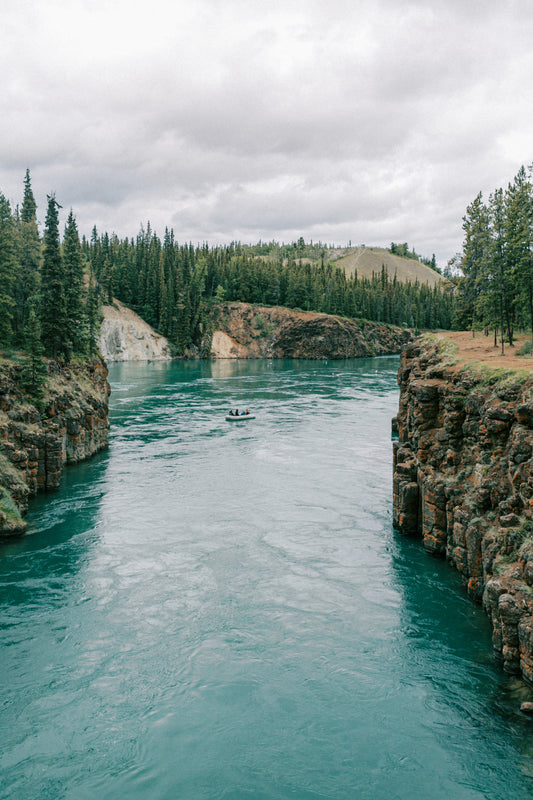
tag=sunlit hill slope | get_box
[326,246,446,286]
[268,246,447,287]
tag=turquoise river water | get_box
[2,357,533,800]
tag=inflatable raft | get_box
[225,414,256,421]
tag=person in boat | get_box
[228,410,234,416]
[235,409,239,416]
[245,409,249,415]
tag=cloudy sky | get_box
[2,0,532,265]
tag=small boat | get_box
[225,413,256,421]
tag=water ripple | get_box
[1,358,533,799]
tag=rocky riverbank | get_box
[97,298,411,362]
[0,357,110,536]
[392,335,533,681]
[211,302,411,359]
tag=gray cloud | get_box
[1,0,532,264]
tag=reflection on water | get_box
[1,357,533,800]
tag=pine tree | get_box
[63,210,87,354]
[488,188,510,353]
[40,194,68,359]
[21,169,36,222]
[506,167,533,345]
[15,170,41,342]
[86,265,99,356]
[458,193,490,333]
[0,193,18,345]
[20,305,47,396]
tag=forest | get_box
[455,164,533,352]
[3,165,532,377]
[0,171,456,382]
[87,229,454,354]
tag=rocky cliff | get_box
[0,357,110,536]
[99,300,172,361]
[392,336,533,681]
[211,302,411,359]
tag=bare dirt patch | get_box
[435,330,533,370]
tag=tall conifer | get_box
[15,170,41,342]
[458,193,490,333]
[21,305,47,396]
[63,210,87,353]
[0,193,17,345]
[40,194,68,358]
[505,167,533,344]
[86,265,99,356]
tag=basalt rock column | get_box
[392,337,533,681]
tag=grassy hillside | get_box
[257,244,449,288]
[325,246,446,287]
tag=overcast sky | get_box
[2,0,532,265]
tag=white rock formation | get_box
[98,300,172,362]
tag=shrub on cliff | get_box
[0,486,25,536]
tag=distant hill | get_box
[269,245,449,288]
[325,247,447,287]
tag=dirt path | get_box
[435,330,533,370]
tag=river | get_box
[1,357,533,799]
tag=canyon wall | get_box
[99,300,172,362]
[0,358,110,536]
[98,299,411,362]
[211,302,411,359]
[393,337,533,681]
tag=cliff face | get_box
[0,358,110,536]
[99,300,172,362]
[393,337,533,681]
[211,302,411,359]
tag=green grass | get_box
[458,362,532,387]
[517,339,533,356]
[0,486,24,529]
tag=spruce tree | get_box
[488,188,509,353]
[458,193,490,333]
[505,167,533,345]
[21,305,47,396]
[86,265,99,356]
[63,210,87,354]
[21,169,37,222]
[0,193,17,345]
[40,194,68,359]
[15,170,41,342]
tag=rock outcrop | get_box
[211,302,411,359]
[0,357,110,536]
[99,300,172,362]
[392,336,533,681]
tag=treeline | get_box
[86,229,454,352]
[389,242,439,272]
[456,164,533,349]
[0,171,98,393]
[0,170,454,374]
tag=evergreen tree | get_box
[488,188,509,352]
[0,193,17,345]
[14,169,41,342]
[40,194,68,359]
[63,210,87,353]
[20,305,47,396]
[505,167,533,345]
[457,193,490,333]
[86,265,99,356]
[21,169,37,222]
